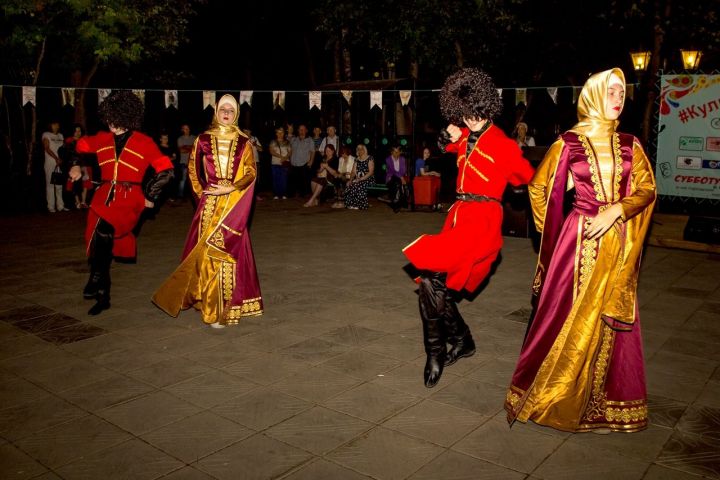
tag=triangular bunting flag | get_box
[497,88,503,98]
[341,90,352,105]
[515,88,527,105]
[165,90,178,109]
[61,88,75,107]
[132,89,145,104]
[203,91,216,109]
[240,90,253,106]
[309,91,322,110]
[98,89,111,104]
[22,87,36,106]
[273,91,285,109]
[547,87,558,104]
[399,90,412,106]
[370,91,382,110]
[572,86,582,103]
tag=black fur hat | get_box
[440,68,503,125]
[98,90,144,131]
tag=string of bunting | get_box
[5,83,639,110]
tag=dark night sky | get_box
[170,1,332,90]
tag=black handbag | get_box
[50,166,66,185]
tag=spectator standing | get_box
[42,120,68,212]
[512,121,536,147]
[64,124,93,209]
[243,128,264,201]
[319,125,339,153]
[288,124,315,197]
[311,126,323,151]
[176,124,196,200]
[269,126,291,199]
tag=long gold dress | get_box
[505,69,656,432]
[153,95,263,325]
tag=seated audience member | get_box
[332,145,355,208]
[344,144,375,210]
[384,145,409,212]
[305,144,339,207]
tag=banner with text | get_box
[656,74,720,199]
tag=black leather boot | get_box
[443,298,476,366]
[88,285,110,315]
[83,269,101,299]
[87,220,113,315]
[419,275,447,388]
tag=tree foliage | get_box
[1,0,203,86]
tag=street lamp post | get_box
[680,50,702,70]
[630,51,651,143]
[630,51,651,73]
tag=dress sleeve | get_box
[232,142,257,192]
[618,140,656,221]
[528,139,565,233]
[187,137,204,199]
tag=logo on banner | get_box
[703,160,720,169]
[676,155,702,170]
[679,136,704,151]
[706,137,720,151]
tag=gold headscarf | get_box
[207,94,243,140]
[572,68,626,138]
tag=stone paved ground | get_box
[0,196,719,480]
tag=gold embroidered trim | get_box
[221,224,243,236]
[578,134,604,202]
[477,150,495,163]
[506,390,522,410]
[221,262,234,301]
[466,160,489,182]
[578,233,598,292]
[118,159,139,172]
[605,404,648,424]
[217,179,234,187]
[123,147,144,159]
[210,229,225,249]
[200,195,217,235]
[611,133,623,201]
[98,159,114,166]
[97,146,114,153]
[582,325,614,422]
[225,298,263,323]
[210,135,239,181]
[532,264,544,295]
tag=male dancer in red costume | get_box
[403,68,535,387]
[69,90,174,315]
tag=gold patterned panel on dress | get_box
[578,134,604,202]
[611,134,623,201]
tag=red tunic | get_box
[76,131,173,260]
[403,125,535,292]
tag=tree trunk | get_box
[27,37,47,176]
[333,38,342,83]
[341,26,352,82]
[641,0,671,147]
[409,61,419,80]
[74,57,100,129]
[454,40,464,68]
[303,33,317,87]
